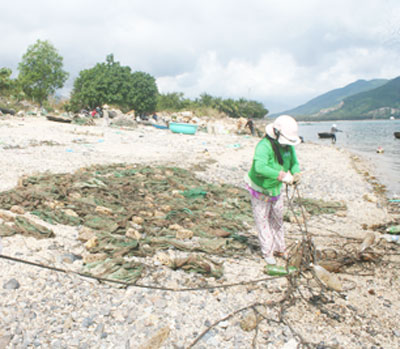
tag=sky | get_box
[1,0,400,113]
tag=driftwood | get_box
[46,115,72,123]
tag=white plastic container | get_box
[380,234,400,244]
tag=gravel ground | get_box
[0,116,399,349]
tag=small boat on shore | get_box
[318,132,336,144]
[46,115,72,123]
[169,122,198,135]
[394,132,400,139]
[318,132,335,139]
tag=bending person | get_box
[244,115,301,265]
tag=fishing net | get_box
[0,163,352,284]
[0,164,254,282]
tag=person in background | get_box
[245,118,256,136]
[244,115,302,265]
[329,124,342,144]
[330,123,343,133]
[95,106,103,118]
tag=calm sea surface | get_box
[298,119,400,198]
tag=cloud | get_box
[157,50,310,99]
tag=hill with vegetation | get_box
[273,79,388,119]
[320,76,400,120]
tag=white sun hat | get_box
[265,115,301,146]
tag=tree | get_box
[70,54,132,110]
[18,40,68,106]
[236,98,268,119]
[0,68,14,96]
[157,92,190,111]
[70,55,158,114]
[197,93,215,108]
[128,71,158,115]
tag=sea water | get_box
[298,119,400,198]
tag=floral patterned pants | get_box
[250,194,285,258]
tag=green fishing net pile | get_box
[0,164,254,283]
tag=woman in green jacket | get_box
[245,115,301,265]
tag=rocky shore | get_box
[0,116,399,348]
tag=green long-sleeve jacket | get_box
[246,137,300,197]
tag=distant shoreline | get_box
[298,118,399,123]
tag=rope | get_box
[0,253,284,292]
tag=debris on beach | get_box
[367,220,400,234]
[380,234,400,244]
[312,264,343,291]
[359,232,375,253]
[387,224,400,234]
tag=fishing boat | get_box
[394,132,400,139]
[318,132,335,139]
[318,132,336,144]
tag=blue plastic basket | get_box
[169,122,198,135]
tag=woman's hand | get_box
[282,172,294,184]
[277,171,286,182]
[278,171,293,183]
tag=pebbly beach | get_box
[0,116,399,348]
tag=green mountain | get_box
[273,78,388,118]
[323,76,400,120]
